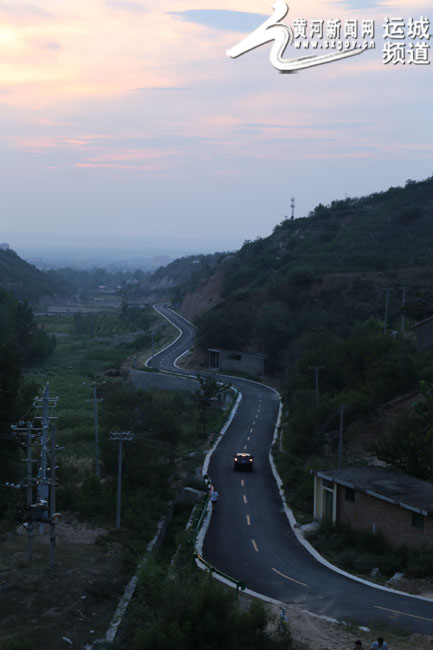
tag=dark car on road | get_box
[233,452,254,471]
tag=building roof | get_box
[313,467,433,515]
[207,348,267,360]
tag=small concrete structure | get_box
[208,348,267,376]
[312,466,433,550]
[412,315,433,348]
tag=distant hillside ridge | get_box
[0,247,67,303]
[184,174,433,372]
[122,252,228,307]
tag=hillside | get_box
[188,175,433,369]
[121,251,227,306]
[0,248,67,304]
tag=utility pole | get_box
[84,380,104,480]
[110,432,133,528]
[401,287,408,333]
[49,422,57,567]
[309,366,324,408]
[40,383,49,530]
[338,404,345,469]
[34,384,57,532]
[383,288,391,335]
[26,421,34,562]
[92,382,101,480]
[290,197,295,220]
[11,387,59,565]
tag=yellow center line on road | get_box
[243,495,248,504]
[246,515,251,526]
[271,567,307,587]
[374,606,433,623]
[252,539,259,552]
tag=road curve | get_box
[147,304,433,636]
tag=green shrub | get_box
[338,549,379,574]
[405,553,433,578]
[308,522,433,579]
[0,640,34,650]
[131,561,293,650]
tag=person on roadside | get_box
[210,487,219,510]
[353,640,365,650]
[371,637,388,650]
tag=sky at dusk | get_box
[1,0,432,254]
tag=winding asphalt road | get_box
[147,304,433,636]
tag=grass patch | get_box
[25,310,175,459]
[307,521,433,580]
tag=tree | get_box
[195,376,230,437]
[374,381,433,480]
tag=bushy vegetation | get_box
[0,289,56,364]
[23,313,232,546]
[0,289,57,520]
[46,265,148,296]
[129,560,293,650]
[196,175,433,369]
[308,521,433,579]
[374,381,433,481]
[0,639,34,650]
[0,248,66,303]
[267,317,432,513]
[56,380,230,549]
[0,307,184,538]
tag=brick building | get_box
[208,348,267,376]
[312,467,433,550]
[412,315,433,348]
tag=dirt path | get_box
[268,602,433,650]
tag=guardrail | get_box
[194,552,246,595]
